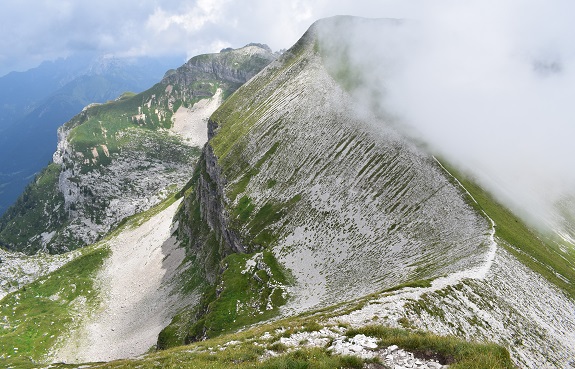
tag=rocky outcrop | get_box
[164,45,276,89]
[198,143,245,254]
[175,143,245,287]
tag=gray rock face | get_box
[163,44,276,95]
[175,143,246,288]
[52,127,199,252]
[200,143,245,254]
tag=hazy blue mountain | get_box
[0,54,91,132]
[0,53,184,215]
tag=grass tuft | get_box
[346,325,514,369]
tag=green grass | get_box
[48,344,364,369]
[444,164,575,299]
[0,245,110,363]
[192,251,288,339]
[230,194,302,250]
[36,318,512,369]
[383,279,433,293]
[66,78,209,172]
[227,142,281,201]
[346,325,514,369]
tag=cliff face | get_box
[0,44,276,254]
[198,143,245,254]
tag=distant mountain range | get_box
[0,53,184,215]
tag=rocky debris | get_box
[263,328,446,368]
[380,345,445,369]
[53,200,191,363]
[330,336,446,368]
[171,88,222,146]
[0,248,81,299]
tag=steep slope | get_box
[170,18,490,340]
[0,196,192,366]
[0,44,276,366]
[171,17,574,368]
[0,16,573,369]
[54,198,188,363]
[0,44,276,254]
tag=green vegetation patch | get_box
[60,344,364,369]
[0,163,68,254]
[191,251,288,340]
[0,245,110,363]
[346,325,514,369]
[39,318,512,369]
[66,79,210,172]
[227,141,281,201]
[160,159,230,348]
[209,37,310,167]
[231,194,302,250]
[383,279,434,293]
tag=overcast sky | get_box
[0,0,426,76]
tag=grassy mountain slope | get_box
[168,17,574,368]
[0,17,573,369]
[190,17,490,317]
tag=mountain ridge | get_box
[0,17,573,369]
[166,17,575,367]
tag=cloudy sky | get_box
[0,0,425,76]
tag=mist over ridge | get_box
[316,9,575,236]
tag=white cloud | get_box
[317,1,575,232]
